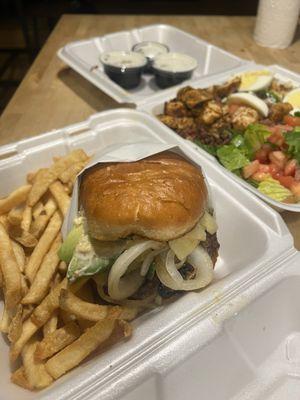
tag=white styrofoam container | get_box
[57,24,248,104]
[138,63,300,212]
[0,109,299,400]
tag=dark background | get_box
[0,0,259,113]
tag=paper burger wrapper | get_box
[62,141,214,238]
[254,0,300,49]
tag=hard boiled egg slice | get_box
[228,93,269,117]
[238,70,273,92]
[283,88,300,110]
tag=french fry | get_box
[11,240,26,272]
[22,337,53,389]
[11,367,33,390]
[31,278,68,327]
[118,307,139,322]
[27,171,37,184]
[0,223,22,309]
[8,304,23,343]
[10,318,38,362]
[75,283,98,330]
[10,279,68,362]
[35,322,81,361]
[59,161,87,183]
[27,168,55,207]
[59,309,76,325]
[20,274,29,297]
[30,197,57,238]
[22,234,61,304]
[49,181,71,216]
[21,205,32,232]
[30,215,49,238]
[28,150,88,207]
[32,201,44,219]
[77,318,95,331]
[0,268,2,288]
[22,305,34,321]
[7,205,24,225]
[43,310,58,337]
[44,196,57,217]
[45,319,116,379]
[25,212,62,282]
[0,214,10,231]
[119,320,133,338]
[63,184,71,194]
[59,289,108,321]
[9,225,38,247]
[0,185,31,215]
[0,304,11,333]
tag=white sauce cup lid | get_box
[153,52,198,73]
[132,41,169,59]
[100,51,147,69]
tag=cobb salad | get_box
[157,70,300,204]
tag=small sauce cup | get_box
[132,41,169,73]
[100,51,147,89]
[153,52,198,88]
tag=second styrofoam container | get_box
[138,63,300,212]
[58,24,248,104]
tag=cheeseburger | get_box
[59,151,219,305]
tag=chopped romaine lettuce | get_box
[244,124,271,156]
[216,145,250,171]
[231,134,245,148]
[258,178,292,202]
[285,128,300,163]
[194,139,217,156]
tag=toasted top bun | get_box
[80,151,208,241]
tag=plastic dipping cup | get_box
[152,52,198,89]
[100,51,147,89]
[132,41,169,73]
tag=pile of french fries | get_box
[0,149,137,391]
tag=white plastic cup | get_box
[254,0,300,49]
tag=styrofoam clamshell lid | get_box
[57,24,249,104]
[139,63,300,212]
[0,108,299,400]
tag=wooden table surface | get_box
[0,14,299,248]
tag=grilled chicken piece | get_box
[177,87,213,109]
[270,78,294,98]
[213,76,241,98]
[157,115,197,138]
[269,102,293,122]
[231,106,259,131]
[197,100,223,125]
[164,100,190,118]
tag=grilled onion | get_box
[156,245,213,291]
[108,240,165,300]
